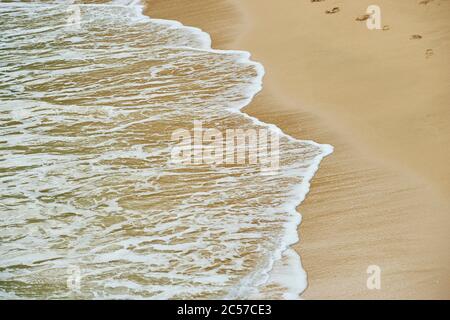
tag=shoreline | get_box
[145,0,450,299]
[143,0,334,299]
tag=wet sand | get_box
[145,0,450,299]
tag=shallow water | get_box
[0,1,331,299]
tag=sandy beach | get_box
[145,0,450,299]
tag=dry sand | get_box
[145,0,450,299]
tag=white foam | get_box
[137,1,333,299]
[0,0,333,299]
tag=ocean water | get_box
[0,0,332,299]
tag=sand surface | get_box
[145,0,450,299]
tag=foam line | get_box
[131,1,334,298]
[0,0,333,299]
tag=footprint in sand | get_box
[355,14,371,21]
[410,34,422,40]
[325,7,340,14]
[426,49,434,58]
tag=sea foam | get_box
[0,0,332,299]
